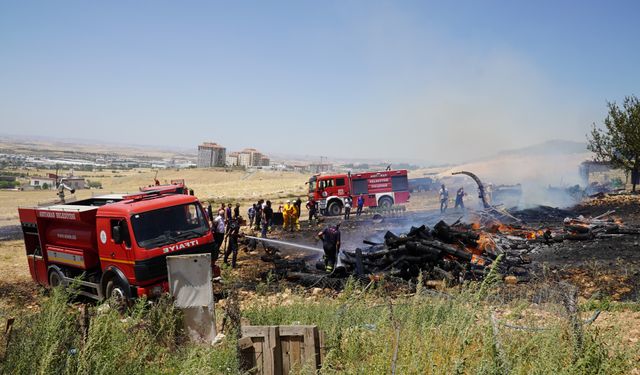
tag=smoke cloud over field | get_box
[337,4,601,165]
[438,148,590,209]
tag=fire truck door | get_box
[101,218,134,273]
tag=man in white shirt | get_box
[212,210,225,261]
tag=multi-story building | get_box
[226,152,239,167]
[237,152,252,168]
[237,148,267,167]
[197,142,227,168]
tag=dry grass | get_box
[0,189,95,224]
[0,168,309,224]
[2,167,446,224]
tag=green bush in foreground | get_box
[1,280,635,374]
[1,290,236,375]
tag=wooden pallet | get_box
[240,325,325,375]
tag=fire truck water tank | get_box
[44,222,98,254]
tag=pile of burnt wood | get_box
[561,211,640,239]
[339,221,532,284]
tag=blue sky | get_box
[1,1,639,163]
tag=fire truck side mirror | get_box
[112,225,123,244]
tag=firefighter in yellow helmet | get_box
[282,200,293,231]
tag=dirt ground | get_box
[219,194,640,303]
[0,240,40,314]
[4,193,640,302]
[530,195,640,301]
[2,191,640,358]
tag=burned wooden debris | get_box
[339,211,640,283]
[339,221,531,283]
[509,205,574,223]
[260,207,640,290]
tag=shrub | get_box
[1,291,236,374]
[87,180,102,189]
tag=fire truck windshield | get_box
[131,203,209,249]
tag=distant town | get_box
[0,138,422,190]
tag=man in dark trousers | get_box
[261,200,273,238]
[455,187,466,210]
[344,195,353,220]
[318,223,341,273]
[254,199,263,230]
[306,198,318,225]
[207,202,214,223]
[233,203,240,219]
[211,209,226,261]
[225,204,232,224]
[223,216,243,268]
[294,197,302,219]
[439,184,449,213]
[356,194,365,216]
[247,204,256,228]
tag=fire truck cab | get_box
[18,187,214,302]
[308,169,410,216]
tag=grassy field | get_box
[0,168,309,224]
[1,278,639,374]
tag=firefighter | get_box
[254,199,263,230]
[283,200,293,231]
[318,223,341,273]
[261,200,273,238]
[439,184,449,213]
[294,197,302,229]
[223,216,243,268]
[455,187,466,210]
[291,202,300,231]
[356,194,365,216]
[306,198,318,225]
[294,197,302,218]
[344,195,353,220]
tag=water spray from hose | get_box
[244,235,325,254]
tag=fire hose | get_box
[451,171,490,209]
[243,235,325,254]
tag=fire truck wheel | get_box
[48,269,64,288]
[327,201,342,216]
[106,279,130,310]
[378,196,394,209]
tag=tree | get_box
[587,95,640,191]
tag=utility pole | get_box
[318,156,326,173]
[55,164,60,189]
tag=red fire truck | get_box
[18,184,214,303]
[308,169,410,216]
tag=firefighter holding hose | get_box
[318,223,341,273]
